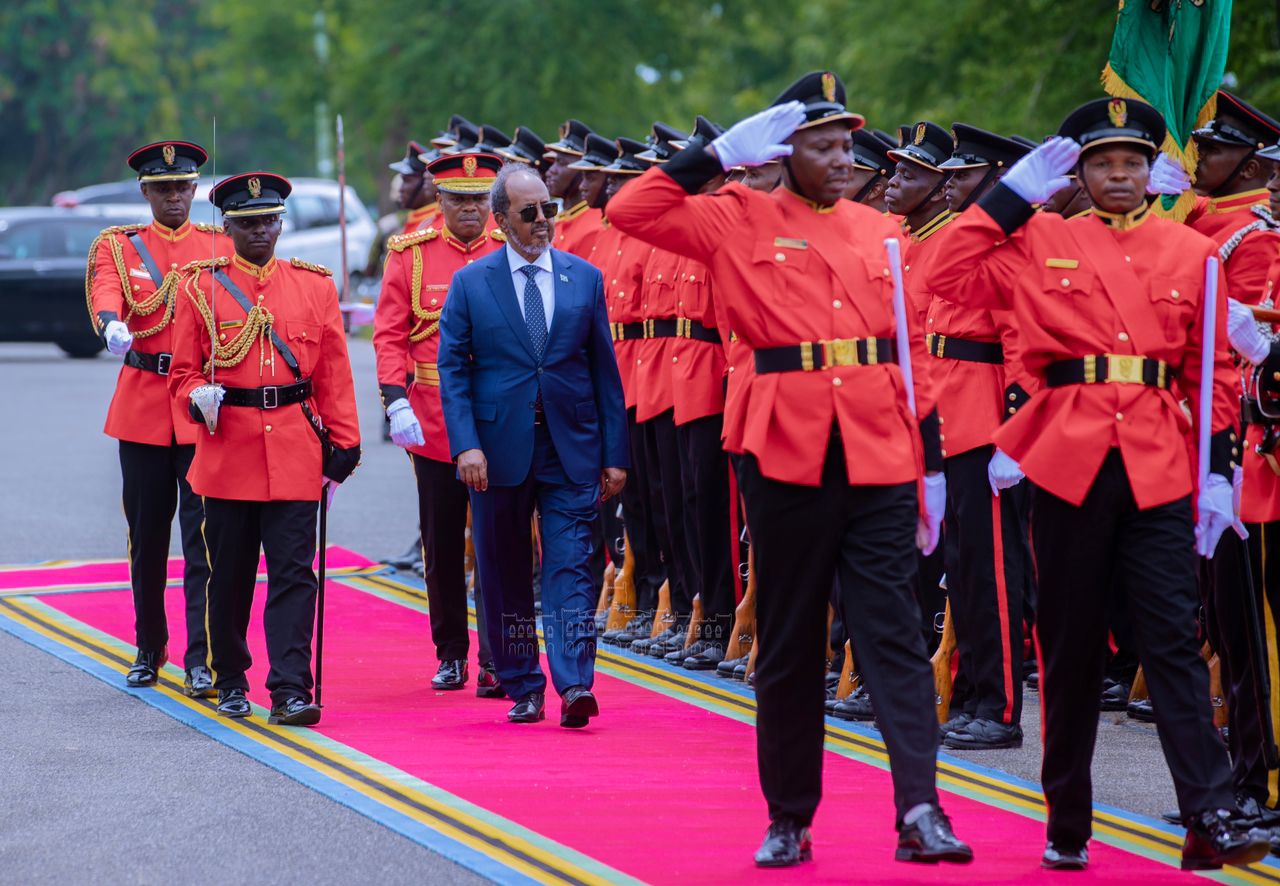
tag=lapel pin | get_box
[559,273,569,283]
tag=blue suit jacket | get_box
[438,246,630,487]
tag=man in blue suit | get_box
[438,162,629,727]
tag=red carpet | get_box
[26,548,1259,884]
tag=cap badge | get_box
[821,72,836,103]
[1108,99,1128,128]
[247,177,262,199]
[463,156,478,177]
[162,144,176,166]
[913,123,927,146]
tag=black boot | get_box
[1181,809,1269,871]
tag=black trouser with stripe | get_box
[739,435,938,826]
[410,454,492,664]
[943,444,1028,726]
[1033,451,1233,848]
[621,407,666,613]
[203,497,319,706]
[1208,519,1280,808]
[118,439,208,669]
[641,409,696,619]
[676,412,735,646]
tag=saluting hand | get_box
[457,449,488,492]
[1147,153,1191,197]
[1001,136,1080,205]
[710,101,807,171]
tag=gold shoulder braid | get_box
[406,242,443,342]
[182,258,277,376]
[193,222,225,234]
[290,257,333,276]
[489,229,507,242]
[83,224,146,334]
[388,227,439,253]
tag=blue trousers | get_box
[469,422,600,701]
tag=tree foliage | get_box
[2,0,1277,209]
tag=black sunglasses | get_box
[515,201,558,223]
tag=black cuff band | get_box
[662,144,725,194]
[380,384,409,411]
[977,183,1036,236]
[324,445,361,485]
[97,311,119,337]
[1210,427,1240,482]
[920,409,944,473]
[1003,383,1031,422]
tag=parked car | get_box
[0,207,143,357]
[53,177,377,295]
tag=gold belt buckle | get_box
[1105,354,1144,384]
[644,319,656,339]
[828,338,857,368]
[676,317,690,338]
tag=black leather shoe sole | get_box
[561,693,599,728]
[509,709,546,724]
[753,847,812,867]
[268,705,321,727]
[1042,853,1088,870]
[183,677,216,698]
[1182,841,1270,871]
[431,679,467,691]
[943,734,1023,751]
[895,845,974,864]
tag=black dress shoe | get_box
[1127,697,1155,722]
[896,806,973,863]
[476,662,504,699]
[944,719,1023,750]
[432,659,468,691]
[1099,677,1131,711]
[648,627,688,657]
[269,696,322,727]
[630,624,673,654]
[602,615,646,645]
[717,655,748,678]
[1181,809,1270,870]
[831,687,875,721]
[1042,841,1089,870]
[217,688,252,718]
[560,686,599,728]
[1025,669,1039,690]
[508,692,546,723]
[617,616,654,645]
[184,665,216,698]
[753,818,812,867]
[126,648,167,687]
[733,662,749,681]
[938,711,972,741]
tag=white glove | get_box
[387,398,425,449]
[1000,137,1080,204]
[1195,474,1235,558]
[710,101,807,171]
[1227,298,1271,364]
[917,473,946,556]
[104,320,133,355]
[190,383,225,435]
[1147,152,1191,196]
[987,448,1025,496]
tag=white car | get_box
[54,177,377,296]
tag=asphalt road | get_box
[0,337,1183,883]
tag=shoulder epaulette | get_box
[193,222,225,234]
[179,256,230,274]
[388,228,439,252]
[100,223,148,237]
[489,229,507,242]
[290,257,333,276]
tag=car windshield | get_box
[0,217,127,260]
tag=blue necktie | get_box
[520,264,547,361]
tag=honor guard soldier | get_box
[930,97,1268,871]
[847,128,896,210]
[923,125,1035,751]
[498,126,547,167]
[430,114,474,153]
[545,120,600,257]
[86,140,231,694]
[373,151,507,696]
[442,120,481,155]
[610,70,968,869]
[391,141,441,235]
[885,121,956,320]
[169,172,361,727]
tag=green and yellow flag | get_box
[1101,0,1232,217]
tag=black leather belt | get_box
[610,322,646,341]
[221,379,313,409]
[926,333,1003,364]
[610,318,722,344]
[124,350,172,376]
[1044,355,1170,390]
[755,337,897,374]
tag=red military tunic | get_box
[402,202,441,235]
[634,245,681,422]
[902,211,954,324]
[1241,255,1280,523]
[670,256,726,426]
[929,199,1237,509]
[372,224,505,463]
[609,170,935,488]
[87,220,231,446]
[1187,190,1280,302]
[595,220,651,408]
[168,254,361,501]
[556,202,603,259]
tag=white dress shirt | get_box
[505,243,554,331]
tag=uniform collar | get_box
[1207,188,1270,214]
[232,253,278,280]
[779,186,838,214]
[149,219,192,242]
[909,210,955,242]
[406,203,438,225]
[441,225,490,254]
[1090,202,1151,231]
[556,200,588,222]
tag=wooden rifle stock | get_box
[930,600,957,724]
[725,548,756,660]
[1251,305,1280,324]
[605,532,636,632]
